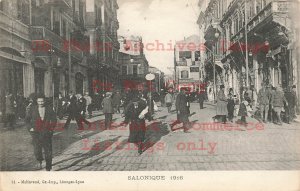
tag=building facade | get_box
[118,35,149,92]
[174,35,202,92]
[0,0,120,117]
[198,0,299,101]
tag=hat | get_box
[220,85,225,89]
[106,92,112,96]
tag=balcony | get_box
[248,1,292,33]
[0,11,29,41]
[43,0,71,9]
[30,26,83,60]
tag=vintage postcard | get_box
[0,0,300,190]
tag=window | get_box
[179,51,192,59]
[133,65,138,76]
[190,67,199,73]
[195,51,200,61]
[122,66,127,75]
[181,70,189,79]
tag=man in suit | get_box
[25,94,57,171]
[174,88,191,133]
[102,92,114,129]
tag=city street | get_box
[1,102,300,171]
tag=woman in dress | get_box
[123,93,149,154]
[214,85,228,123]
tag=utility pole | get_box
[245,0,249,87]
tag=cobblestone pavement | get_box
[1,102,300,171]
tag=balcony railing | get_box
[44,0,71,9]
[248,1,291,32]
[31,26,83,60]
[0,11,29,40]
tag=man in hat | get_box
[102,92,114,129]
[271,86,288,125]
[215,85,227,123]
[257,83,271,123]
[174,88,191,133]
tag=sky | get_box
[117,0,200,74]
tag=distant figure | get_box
[257,83,271,123]
[84,92,92,118]
[227,88,235,122]
[164,90,173,113]
[4,93,16,129]
[102,92,114,129]
[214,85,228,123]
[271,86,288,125]
[198,89,206,109]
[173,88,191,133]
[112,91,122,113]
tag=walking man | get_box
[112,91,122,113]
[25,95,57,171]
[84,92,92,118]
[198,89,206,109]
[173,88,191,133]
[164,90,173,113]
[102,92,114,129]
[64,95,91,130]
[271,86,288,125]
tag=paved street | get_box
[1,102,300,171]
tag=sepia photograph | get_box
[0,0,300,190]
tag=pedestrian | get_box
[16,92,26,119]
[291,85,298,120]
[102,92,114,129]
[4,93,16,130]
[160,89,165,107]
[84,92,92,118]
[214,85,228,123]
[238,100,249,125]
[123,92,149,154]
[77,94,87,117]
[112,91,122,113]
[271,86,288,125]
[55,93,66,120]
[257,83,271,123]
[198,89,206,109]
[64,95,91,130]
[93,92,101,111]
[164,90,173,113]
[172,88,191,133]
[25,94,57,171]
[227,88,235,122]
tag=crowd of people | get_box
[1,83,298,171]
[214,83,298,125]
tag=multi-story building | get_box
[148,66,165,92]
[174,35,202,92]
[0,0,120,116]
[198,0,299,101]
[86,0,120,93]
[118,35,149,92]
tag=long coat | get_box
[124,99,148,144]
[216,90,228,115]
[102,97,114,114]
[175,93,190,122]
